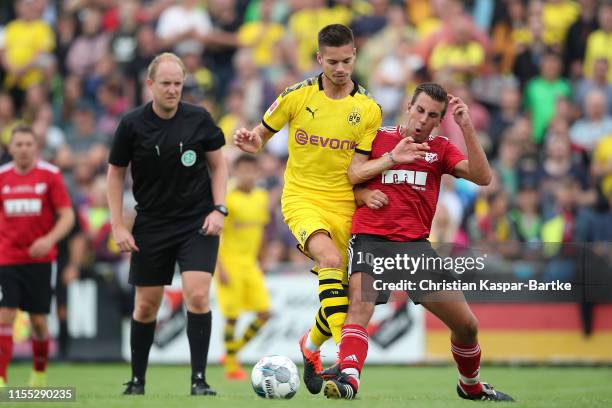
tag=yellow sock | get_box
[318,267,348,344]
[224,320,241,361]
[240,317,266,346]
[308,307,332,348]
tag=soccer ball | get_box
[251,355,300,399]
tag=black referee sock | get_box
[187,311,212,382]
[130,319,156,383]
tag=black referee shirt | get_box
[109,101,225,219]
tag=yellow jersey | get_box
[262,74,382,211]
[219,186,269,263]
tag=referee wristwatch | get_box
[214,204,229,216]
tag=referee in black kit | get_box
[106,53,228,396]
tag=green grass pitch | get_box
[1,363,611,407]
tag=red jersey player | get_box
[324,83,514,401]
[0,126,74,387]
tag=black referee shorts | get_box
[130,214,219,286]
[0,263,53,314]
[348,234,456,305]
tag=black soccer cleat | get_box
[457,382,515,402]
[320,361,340,380]
[122,378,145,395]
[191,379,217,396]
[323,373,357,400]
[299,332,323,394]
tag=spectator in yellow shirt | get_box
[584,2,612,81]
[1,0,55,104]
[428,15,485,85]
[238,0,286,69]
[287,0,351,73]
[541,0,581,47]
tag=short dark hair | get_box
[233,153,258,168]
[410,82,449,117]
[318,24,354,49]
[10,124,37,143]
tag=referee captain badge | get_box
[181,150,197,167]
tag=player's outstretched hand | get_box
[392,136,430,164]
[363,189,388,210]
[112,224,139,252]
[233,128,262,153]
[201,211,224,235]
[448,94,472,129]
[28,236,54,258]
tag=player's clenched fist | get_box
[234,128,263,153]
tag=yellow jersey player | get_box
[216,155,271,380]
[234,24,426,394]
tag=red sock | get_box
[339,324,368,390]
[451,339,483,395]
[32,336,49,372]
[0,324,14,381]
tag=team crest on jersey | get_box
[181,150,197,167]
[424,152,438,163]
[35,183,47,194]
[347,107,361,126]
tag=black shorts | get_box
[130,213,219,286]
[0,263,53,314]
[348,234,456,304]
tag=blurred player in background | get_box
[234,23,426,393]
[323,83,514,401]
[54,208,86,360]
[0,125,75,387]
[216,154,271,380]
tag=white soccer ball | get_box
[251,355,300,399]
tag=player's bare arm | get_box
[347,139,430,185]
[354,186,388,210]
[233,124,274,154]
[202,148,228,235]
[448,94,492,186]
[107,164,139,252]
[28,206,75,258]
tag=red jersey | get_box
[352,126,466,241]
[0,160,71,265]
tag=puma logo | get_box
[305,106,318,118]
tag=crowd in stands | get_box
[1,0,611,283]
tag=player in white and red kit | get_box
[324,83,514,401]
[0,125,74,387]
